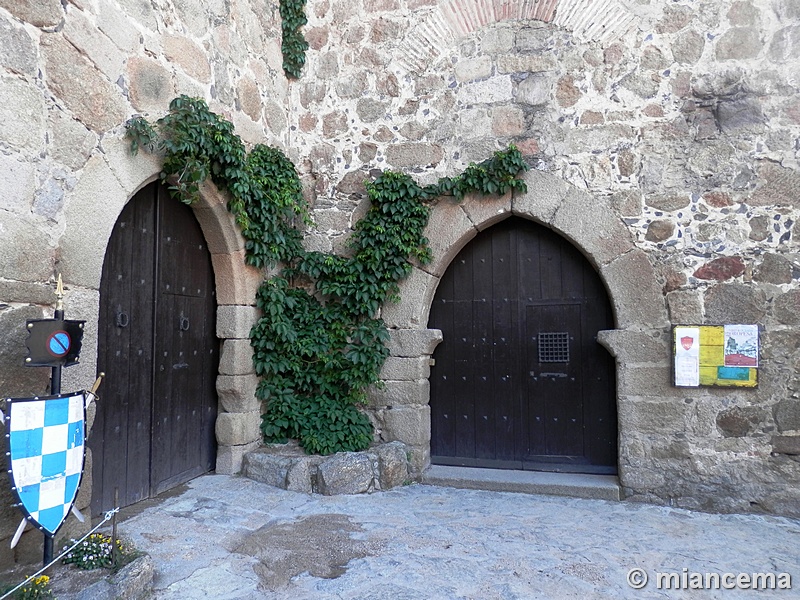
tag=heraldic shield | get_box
[4,392,86,537]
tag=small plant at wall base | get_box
[61,533,131,571]
[0,575,53,600]
[126,96,528,455]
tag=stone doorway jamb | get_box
[377,168,670,482]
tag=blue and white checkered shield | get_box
[4,392,86,537]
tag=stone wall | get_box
[0,0,287,556]
[0,0,799,549]
[288,0,800,516]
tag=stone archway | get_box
[57,135,265,512]
[376,168,669,483]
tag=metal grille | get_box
[538,332,570,363]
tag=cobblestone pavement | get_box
[113,474,799,599]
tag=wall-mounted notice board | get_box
[673,325,758,388]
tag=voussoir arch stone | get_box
[418,168,666,332]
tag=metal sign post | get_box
[7,275,98,568]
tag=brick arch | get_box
[394,0,641,74]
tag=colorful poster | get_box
[723,325,758,367]
[674,326,700,387]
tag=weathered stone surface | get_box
[215,441,260,475]
[716,406,767,437]
[492,105,525,136]
[215,411,260,446]
[749,215,770,241]
[368,379,429,408]
[381,267,437,328]
[618,367,677,398]
[704,284,767,324]
[128,56,176,114]
[317,453,374,495]
[0,16,36,76]
[48,107,97,171]
[618,397,686,435]
[0,0,61,26]
[219,339,255,375]
[59,156,127,288]
[386,328,442,357]
[108,554,155,600]
[2,0,799,525]
[461,191,512,232]
[673,29,704,65]
[455,56,491,82]
[97,0,140,52]
[750,163,800,208]
[63,7,126,80]
[217,374,259,413]
[645,219,675,242]
[771,435,800,455]
[211,250,262,306]
[644,194,690,211]
[322,111,347,138]
[0,212,56,282]
[0,306,50,398]
[716,27,763,60]
[551,190,634,267]
[0,153,35,215]
[193,199,246,255]
[164,34,211,82]
[243,452,293,488]
[382,406,430,446]
[375,441,408,489]
[596,329,667,364]
[386,143,443,168]
[379,356,431,381]
[514,73,553,106]
[666,290,704,324]
[41,34,127,133]
[753,253,792,285]
[693,256,746,281]
[773,399,800,433]
[356,97,388,123]
[601,250,669,329]
[216,305,261,340]
[717,97,765,134]
[0,76,46,153]
[769,25,800,63]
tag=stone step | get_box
[422,465,621,501]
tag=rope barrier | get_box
[0,507,120,600]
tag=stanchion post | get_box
[112,488,119,568]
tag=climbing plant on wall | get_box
[126,95,528,455]
[279,0,309,78]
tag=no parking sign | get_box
[24,319,85,367]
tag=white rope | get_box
[0,507,120,600]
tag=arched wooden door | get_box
[90,182,218,515]
[429,217,617,474]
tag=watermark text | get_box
[627,568,792,591]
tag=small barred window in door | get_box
[538,332,570,363]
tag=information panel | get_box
[673,325,758,388]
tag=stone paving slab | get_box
[110,474,800,600]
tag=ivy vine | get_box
[126,95,528,455]
[279,0,309,79]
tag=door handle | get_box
[539,372,568,378]
[115,311,129,328]
[179,316,190,331]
